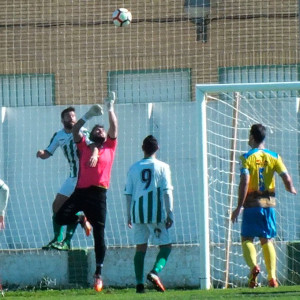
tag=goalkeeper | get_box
[55,92,117,292]
[231,124,296,288]
[124,135,174,294]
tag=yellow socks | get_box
[242,240,257,268]
[262,242,276,280]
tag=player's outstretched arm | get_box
[36,150,51,159]
[106,92,118,139]
[73,104,103,142]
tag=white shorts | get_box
[58,177,78,197]
[133,222,171,245]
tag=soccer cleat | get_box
[51,240,71,251]
[248,265,260,288]
[79,215,92,236]
[93,274,103,292]
[41,239,57,250]
[136,283,145,293]
[147,272,165,292]
[268,278,279,288]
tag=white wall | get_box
[0,103,200,250]
[0,242,293,288]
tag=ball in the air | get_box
[112,8,132,27]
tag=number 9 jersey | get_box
[124,157,173,224]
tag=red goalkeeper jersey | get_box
[76,135,117,189]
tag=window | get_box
[108,69,191,103]
[219,65,299,98]
[0,74,54,107]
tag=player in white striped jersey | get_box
[0,179,9,295]
[36,106,98,250]
[0,179,9,230]
[125,135,174,293]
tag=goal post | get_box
[196,82,300,290]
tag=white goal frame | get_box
[196,81,300,290]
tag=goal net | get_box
[196,82,300,288]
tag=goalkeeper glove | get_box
[105,91,116,112]
[83,104,103,121]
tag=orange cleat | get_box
[94,274,103,292]
[248,265,260,288]
[79,215,92,236]
[268,278,279,288]
[147,272,165,292]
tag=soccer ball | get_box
[112,8,132,27]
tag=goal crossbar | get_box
[196,81,300,94]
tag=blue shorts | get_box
[241,207,276,239]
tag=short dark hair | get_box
[250,124,266,144]
[61,106,75,119]
[91,124,104,133]
[142,135,159,155]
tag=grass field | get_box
[3,286,300,300]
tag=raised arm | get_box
[36,150,51,159]
[72,119,86,143]
[106,92,118,139]
[73,104,104,142]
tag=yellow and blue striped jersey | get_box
[239,148,287,194]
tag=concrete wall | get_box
[0,242,294,288]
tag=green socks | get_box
[64,223,76,245]
[52,213,79,245]
[52,214,64,242]
[134,251,146,284]
[153,247,171,274]
[134,247,172,284]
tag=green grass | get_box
[3,286,300,300]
